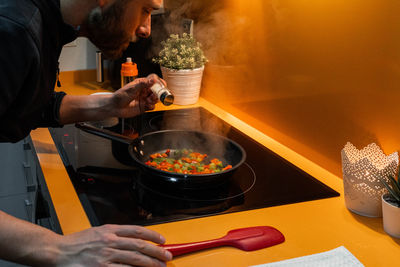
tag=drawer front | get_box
[0,140,29,197]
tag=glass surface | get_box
[50,107,339,226]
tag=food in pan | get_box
[145,149,232,174]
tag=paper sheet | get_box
[252,246,364,267]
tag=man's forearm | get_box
[0,211,61,266]
[58,94,115,125]
[58,77,160,125]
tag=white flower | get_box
[153,33,207,70]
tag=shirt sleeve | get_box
[0,16,36,116]
[37,90,66,128]
[0,15,67,131]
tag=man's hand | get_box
[112,74,164,118]
[0,211,172,267]
[56,224,172,267]
[59,74,165,125]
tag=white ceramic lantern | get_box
[341,142,398,217]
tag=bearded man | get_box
[0,0,173,266]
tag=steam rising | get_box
[157,0,271,106]
[153,128,238,167]
[148,0,247,155]
[161,0,249,65]
[155,108,232,161]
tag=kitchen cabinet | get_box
[0,137,61,267]
[0,139,34,197]
[0,139,36,221]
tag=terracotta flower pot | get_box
[382,193,400,238]
[161,66,205,105]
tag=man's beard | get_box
[83,3,132,59]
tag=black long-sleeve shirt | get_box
[0,0,77,142]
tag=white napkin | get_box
[251,246,364,267]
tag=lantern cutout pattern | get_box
[341,142,398,217]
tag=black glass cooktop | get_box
[50,107,339,226]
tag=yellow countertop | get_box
[30,81,400,266]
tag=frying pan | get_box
[75,122,246,188]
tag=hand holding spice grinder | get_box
[121,57,173,106]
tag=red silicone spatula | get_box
[161,226,285,256]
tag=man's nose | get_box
[136,16,151,39]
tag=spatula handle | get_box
[161,238,227,256]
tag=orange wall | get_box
[171,0,400,177]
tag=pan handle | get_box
[75,122,134,145]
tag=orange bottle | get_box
[120,57,138,87]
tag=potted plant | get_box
[381,171,400,238]
[153,33,208,105]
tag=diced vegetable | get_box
[145,149,232,175]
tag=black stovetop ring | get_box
[134,162,256,202]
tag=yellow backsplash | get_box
[165,0,400,176]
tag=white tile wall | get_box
[59,37,98,71]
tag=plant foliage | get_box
[382,171,400,203]
[153,33,208,70]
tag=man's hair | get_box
[85,0,132,59]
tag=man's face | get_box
[83,0,162,59]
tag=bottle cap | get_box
[160,92,174,106]
[121,57,138,77]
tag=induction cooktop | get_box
[50,107,339,226]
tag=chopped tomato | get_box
[222,165,232,171]
[145,149,232,175]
